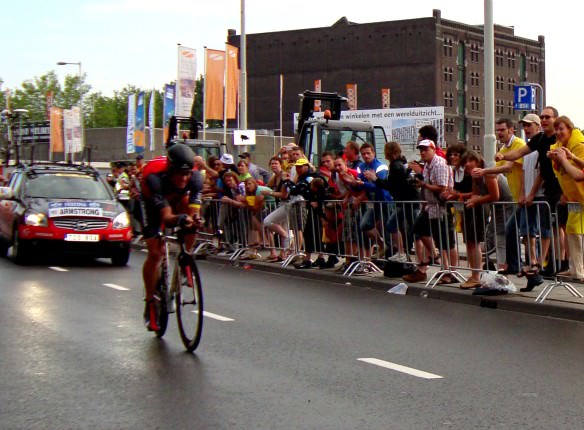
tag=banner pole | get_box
[203,46,207,140]
[223,45,228,148]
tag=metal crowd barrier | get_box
[191,197,583,304]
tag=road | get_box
[1,250,584,429]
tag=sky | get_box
[2,0,583,127]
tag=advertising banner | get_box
[314,80,322,112]
[50,107,64,153]
[134,92,145,154]
[205,48,225,120]
[346,83,358,111]
[381,88,391,109]
[126,93,136,154]
[225,44,239,120]
[149,91,155,151]
[163,84,175,144]
[46,91,54,120]
[293,106,444,157]
[177,46,197,117]
[63,109,73,155]
[71,106,82,153]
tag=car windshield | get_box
[310,129,375,165]
[25,174,113,200]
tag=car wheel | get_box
[111,248,130,267]
[12,229,30,265]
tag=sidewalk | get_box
[205,250,584,323]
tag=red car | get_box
[0,162,132,265]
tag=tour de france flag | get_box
[48,202,104,218]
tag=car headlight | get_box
[25,212,48,227]
[112,212,130,229]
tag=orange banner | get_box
[314,79,322,111]
[381,88,391,109]
[346,83,357,111]
[50,107,64,153]
[225,44,239,120]
[205,49,225,120]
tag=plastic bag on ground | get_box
[388,283,408,295]
[479,271,517,293]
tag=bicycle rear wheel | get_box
[175,258,204,351]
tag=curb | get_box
[204,255,584,323]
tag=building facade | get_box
[228,9,545,149]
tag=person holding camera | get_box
[403,139,456,283]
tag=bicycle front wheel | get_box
[175,258,204,352]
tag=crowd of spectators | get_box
[109,109,584,291]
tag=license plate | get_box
[64,234,100,242]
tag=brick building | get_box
[227,9,545,149]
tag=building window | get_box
[470,96,480,112]
[444,67,454,82]
[530,56,538,74]
[496,75,505,90]
[443,92,454,108]
[507,51,516,69]
[496,49,504,67]
[470,72,480,87]
[470,44,480,63]
[507,78,516,91]
[472,120,481,136]
[508,101,513,115]
[496,99,505,114]
[443,38,454,57]
[445,118,455,133]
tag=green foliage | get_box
[4,72,204,129]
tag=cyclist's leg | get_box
[142,237,164,300]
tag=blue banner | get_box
[163,84,175,144]
[134,91,145,153]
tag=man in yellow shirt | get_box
[472,118,526,274]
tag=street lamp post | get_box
[57,61,83,162]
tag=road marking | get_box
[140,249,148,253]
[357,358,443,379]
[193,310,234,322]
[49,266,69,272]
[103,283,130,291]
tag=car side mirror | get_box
[0,187,14,200]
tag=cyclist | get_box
[142,143,203,331]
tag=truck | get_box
[296,90,388,165]
[166,115,224,160]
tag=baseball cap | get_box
[417,139,436,150]
[295,158,309,166]
[219,153,234,165]
[238,152,251,159]
[520,113,541,126]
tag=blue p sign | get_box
[514,85,536,110]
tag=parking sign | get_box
[514,85,536,110]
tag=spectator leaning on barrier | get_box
[445,151,500,289]
[473,118,526,276]
[494,107,564,276]
[355,142,393,259]
[403,139,455,284]
[547,116,584,281]
[262,157,292,262]
[344,141,363,172]
[516,114,548,290]
[363,141,420,259]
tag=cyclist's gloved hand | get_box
[177,214,193,228]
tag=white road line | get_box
[192,310,234,322]
[102,283,130,291]
[357,358,443,379]
[49,266,69,272]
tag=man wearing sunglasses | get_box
[141,143,203,331]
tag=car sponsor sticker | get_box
[48,201,103,218]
